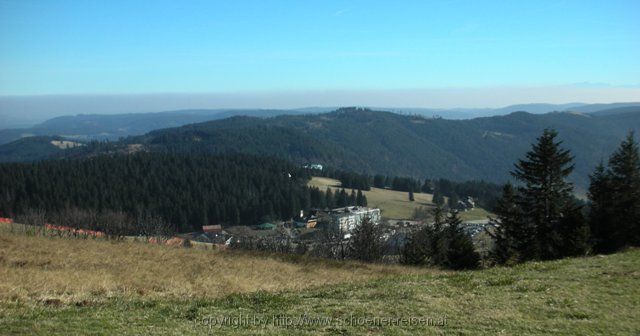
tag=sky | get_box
[0,0,639,121]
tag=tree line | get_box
[0,153,365,233]
[397,129,639,269]
[314,168,502,211]
[489,130,640,264]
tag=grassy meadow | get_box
[458,208,493,222]
[0,224,415,305]
[308,176,493,221]
[1,224,640,335]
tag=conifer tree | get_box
[588,163,614,251]
[488,183,529,264]
[373,175,385,188]
[589,132,640,252]
[432,190,445,207]
[512,129,579,260]
[447,193,459,210]
[325,188,334,209]
[337,188,348,207]
[607,132,640,247]
[421,179,434,193]
[356,189,366,206]
[400,226,431,265]
[349,189,357,205]
[557,201,590,256]
[349,216,383,262]
[401,206,442,266]
[444,210,480,270]
[402,207,479,269]
[427,206,449,266]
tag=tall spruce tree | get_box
[402,207,479,269]
[428,206,449,266]
[349,216,383,262]
[325,188,334,209]
[356,190,366,206]
[337,189,348,207]
[608,132,640,247]
[444,211,480,270]
[447,193,459,210]
[512,129,581,260]
[589,132,640,252]
[401,206,443,266]
[488,183,530,264]
[588,163,615,251]
[349,189,357,205]
[432,190,445,207]
[557,201,590,256]
[400,226,431,265]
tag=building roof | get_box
[256,223,275,230]
[202,224,223,232]
[330,206,380,214]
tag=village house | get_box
[293,210,318,228]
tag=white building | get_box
[329,206,381,233]
[303,163,324,170]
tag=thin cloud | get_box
[333,8,350,16]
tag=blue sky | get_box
[0,0,639,101]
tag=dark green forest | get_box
[488,131,640,263]
[0,154,369,232]
[129,108,639,186]
[2,108,638,187]
[399,130,640,268]
[315,167,502,210]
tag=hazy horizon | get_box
[1,1,639,125]
[2,85,640,126]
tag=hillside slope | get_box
[131,108,640,186]
[0,136,67,163]
[0,109,308,145]
[1,228,638,335]
[2,108,639,186]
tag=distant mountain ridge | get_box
[122,108,637,187]
[0,109,311,145]
[385,102,640,119]
[1,105,639,190]
[2,102,638,145]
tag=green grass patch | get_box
[309,176,495,220]
[2,249,639,335]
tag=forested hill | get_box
[1,108,638,187]
[126,108,639,187]
[0,109,313,145]
[0,154,336,232]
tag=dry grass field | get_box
[1,225,639,335]
[308,176,493,220]
[308,176,434,219]
[0,224,421,306]
[2,226,639,335]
